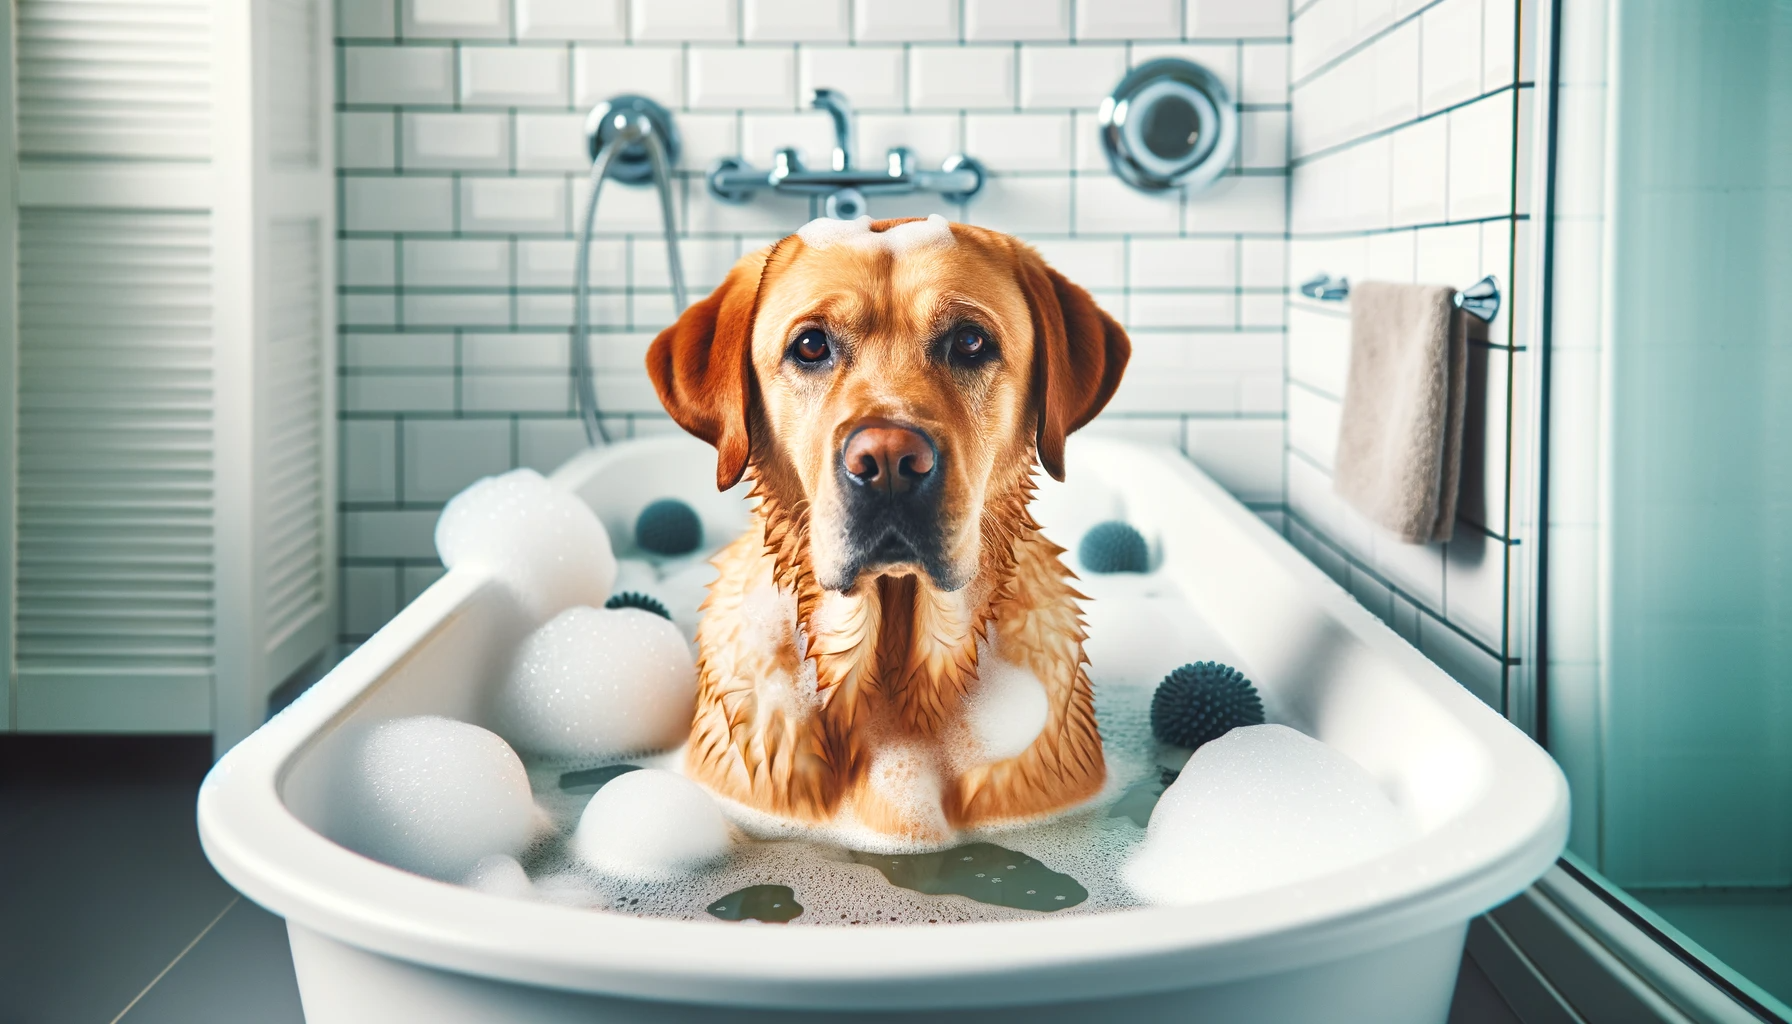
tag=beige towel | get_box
[1333,281,1467,544]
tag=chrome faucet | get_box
[708,89,985,219]
[812,88,855,171]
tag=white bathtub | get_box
[198,435,1568,1023]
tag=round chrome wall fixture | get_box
[1098,59,1236,193]
[584,95,681,186]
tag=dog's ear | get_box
[1016,247,1131,481]
[646,249,771,490]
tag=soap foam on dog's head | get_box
[795,214,955,255]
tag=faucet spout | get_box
[705,88,985,212]
[811,89,854,172]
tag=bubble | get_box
[325,716,539,882]
[464,854,535,899]
[435,469,617,623]
[573,769,731,881]
[493,606,696,759]
[1124,725,1412,905]
[959,651,1049,764]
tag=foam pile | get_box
[795,213,954,254]
[464,854,535,898]
[1123,724,1411,905]
[326,716,541,881]
[573,769,731,881]
[494,606,697,759]
[435,468,616,622]
[960,647,1049,763]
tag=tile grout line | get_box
[109,896,240,1024]
[333,18,1298,642]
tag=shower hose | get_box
[573,113,688,446]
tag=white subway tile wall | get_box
[335,0,1292,640]
[1285,0,1536,711]
[515,0,625,40]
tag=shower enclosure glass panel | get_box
[1546,0,1792,1012]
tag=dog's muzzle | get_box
[833,422,960,590]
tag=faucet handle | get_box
[771,147,805,181]
[810,88,855,172]
[885,147,916,178]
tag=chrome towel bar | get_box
[1298,273,1502,323]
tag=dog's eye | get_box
[791,329,832,365]
[951,327,989,362]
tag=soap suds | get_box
[434,468,617,622]
[465,854,535,898]
[958,643,1049,766]
[502,672,1185,922]
[1123,724,1413,905]
[573,768,732,881]
[796,214,955,255]
[480,574,1253,925]
[402,468,1418,925]
[325,716,540,882]
[493,605,697,760]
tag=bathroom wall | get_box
[1282,0,1538,712]
[333,0,1293,641]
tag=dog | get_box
[647,215,1129,845]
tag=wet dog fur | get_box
[647,216,1129,844]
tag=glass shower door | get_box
[1545,0,1792,1014]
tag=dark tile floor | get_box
[0,733,1519,1024]
[0,736,302,1024]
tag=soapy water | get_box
[415,481,1412,924]
[463,563,1405,925]
[480,566,1282,926]
[508,674,1168,925]
[708,883,803,923]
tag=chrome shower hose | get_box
[573,114,688,446]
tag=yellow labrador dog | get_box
[648,215,1129,844]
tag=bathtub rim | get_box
[198,435,1568,1012]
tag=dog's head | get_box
[648,216,1129,593]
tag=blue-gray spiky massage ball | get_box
[635,498,701,556]
[604,591,672,621]
[1150,662,1265,749]
[1078,520,1149,574]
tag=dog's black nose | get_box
[842,424,936,495]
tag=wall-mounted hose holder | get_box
[584,95,682,186]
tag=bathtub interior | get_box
[279,434,1497,889]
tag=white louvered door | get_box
[2,0,336,751]
[15,211,219,729]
